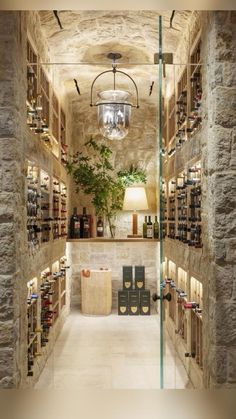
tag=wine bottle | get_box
[143,216,147,238]
[69,207,80,239]
[81,207,90,238]
[153,216,159,239]
[96,217,104,237]
[146,216,153,239]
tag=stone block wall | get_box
[201,11,236,388]
[0,11,70,388]
[67,241,159,310]
[163,11,236,388]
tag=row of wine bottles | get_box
[69,207,104,239]
[143,216,159,239]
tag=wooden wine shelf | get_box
[67,238,160,243]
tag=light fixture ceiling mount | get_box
[90,52,139,140]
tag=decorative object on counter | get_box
[123,187,148,238]
[90,52,139,140]
[66,137,147,238]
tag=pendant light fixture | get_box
[90,53,139,140]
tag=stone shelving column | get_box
[0,12,27,388]
[202,11,236,388]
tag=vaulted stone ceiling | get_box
[38,10,191,103]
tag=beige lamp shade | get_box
[123,187,148,211]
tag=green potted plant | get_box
[66,137,147,238]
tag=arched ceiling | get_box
[38,10,192,104]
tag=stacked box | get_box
[140,290,151,315]
[118,290,129,315]
[134,266,145,290]
[129,290,140,315]
[123,266,133,290]
[118,266,151,316]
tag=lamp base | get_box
[127,234,142,238]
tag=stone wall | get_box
[0,11,26,389]
[163,11,236,388]
[0,11,70,388]
[67,241,159,310]
[201,11,236,388]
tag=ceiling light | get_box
[90,53,139,140]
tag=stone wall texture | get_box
[0,11,69,388]
[67,241,159,310]
[164,11,236,388]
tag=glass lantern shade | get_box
[96,90,132,140]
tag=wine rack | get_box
[60,182,67,238]
[60,108,68,166]
[27,278,39,377]
[26,40,38,135]
[167,260,177,323]
[51,91,60,158]
[167,92,176,157]
[26,38,68,161]
[51,261,60,324]
[187,162,202,248]
[40,269,53,347]
[167,179,176,239]
[26,256,68,379]
[189,39,202,137]
[60,256,68,309]
[165,258,204,374]
[165,161,202,249]
[26,40,52,147]
[164,35,202,157]
[26,163,68,249]
[176,267,188,344]
[176,67,187,149]
[27,162,40,254]
[40,170,51,244]
[176,171,188,244]
[161,181,167,239]
[190,277,203,368]
[52,178,60,240]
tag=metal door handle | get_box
[152,292,172,302]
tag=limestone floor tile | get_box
[35,311,192,389]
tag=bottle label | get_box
[147,227,153,238]
[84,222,89,230]
[97,227,103,232]
[75,222,80,229]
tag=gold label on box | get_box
[131,306,138,313]
[120,306,127,313]
[124,281,131,288]
[137,281,143,288]
[142,306,149,313]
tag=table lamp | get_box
[123,186,148,238]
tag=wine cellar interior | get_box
[0,9,236,391]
